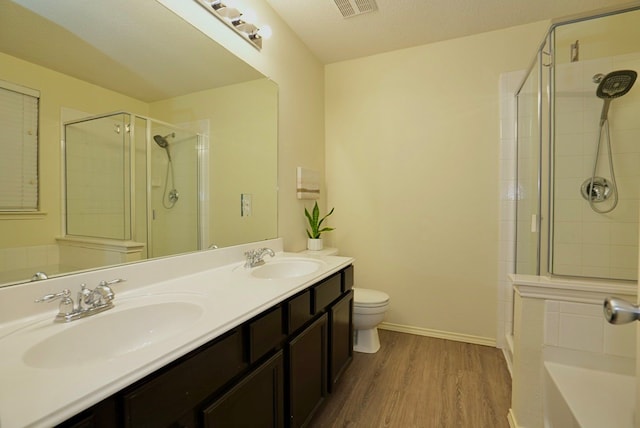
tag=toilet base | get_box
[353,327,381,353]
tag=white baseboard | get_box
[507,409,518,428]
[379,322,497,347]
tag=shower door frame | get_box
[62,111,206,258]
[547,6,640,281]
[62,111,135,241]
[141,115,205,259]
[515,3,640,280]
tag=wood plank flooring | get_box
[309,330,512,428]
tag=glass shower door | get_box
[64,113,131,240]
[515,51,543,275]
[148,123,199,258]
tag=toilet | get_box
[301,248,390,353]
[352,287,390,353]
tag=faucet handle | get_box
[35,289,71,303]
[35,289,75,316]
[98,278,126,287]
[96,278,125,303]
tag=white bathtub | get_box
[544,360,635,428]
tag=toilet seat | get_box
[353,288,389,308]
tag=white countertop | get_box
[0,240,353,428]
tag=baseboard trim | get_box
[507,409,518,428]
[379,322,497,347]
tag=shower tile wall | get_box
[553,54,640,281]
[544,300,636,359]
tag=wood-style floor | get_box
[309,330,512,428]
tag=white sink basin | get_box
[22,300,203,369]
[251,258,324,279]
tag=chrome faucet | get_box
[244,247,275,268]
[35,279,125,322]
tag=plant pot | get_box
[307,238,323,251]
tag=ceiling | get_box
[264,0,637,64]
[0,0,263,102]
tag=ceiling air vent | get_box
[333,0,378,18]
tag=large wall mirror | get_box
[0,0,278,287]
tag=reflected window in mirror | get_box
[0,80,39,211]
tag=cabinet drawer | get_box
[287,290,312,334]
[122,329,246,427]
[249,306,285,363]
[342,265,354,292]
[312,274,341,314]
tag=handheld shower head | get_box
[596,70,637,126]
[153,133,174,148]
[596,70,637,99]
[153,133,174,160]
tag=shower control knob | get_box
[603,297,640,325]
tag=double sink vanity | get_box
[0,239,354,427]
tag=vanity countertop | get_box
[0,243,353,428]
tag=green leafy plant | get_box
[305,201,335,239]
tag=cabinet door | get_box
[328,290,353,392]
[122,329,246,427]
[202,351,284,428]
[55,397,117,428]
[287,313,328,428]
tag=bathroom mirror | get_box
[0,0,278,287]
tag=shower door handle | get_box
[603,297,640,325]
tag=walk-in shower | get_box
[513,7,640,282]
[503,9,640,425]
[63,112,202,259]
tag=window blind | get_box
[0,80,39,211]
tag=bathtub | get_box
[544,358,635,427]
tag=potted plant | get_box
[305,201,335,251]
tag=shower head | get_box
[596,70,637,126]
[153,133,174,161]
[153,133,174,148]
[596,70,636,99]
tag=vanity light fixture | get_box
[195,0,264,50]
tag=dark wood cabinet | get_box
[55,397,117,428]
[122,328,246,427]
[287,313,328,428]
[58,265,353,428]
[203,350,285,428]
[328,290,353,392]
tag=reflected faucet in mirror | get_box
[31,272,49,281]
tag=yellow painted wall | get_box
[325,22,549,342]
[0,52,148,249]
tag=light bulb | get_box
[258,25,272,39]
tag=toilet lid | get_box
[353,288,389,307]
